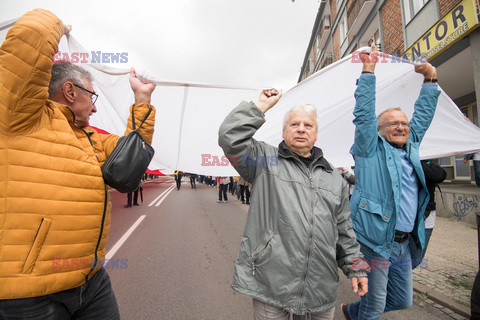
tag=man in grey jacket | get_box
[219,89,368,319]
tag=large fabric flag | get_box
[2,21,479,176]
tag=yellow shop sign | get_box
[405,0,480,62]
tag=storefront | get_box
[405,0,480,181]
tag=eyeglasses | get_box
[73,83,98,105]
[379,121,410,128]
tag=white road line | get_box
[148,184,175,206]
[154,185,175,206]
[105,215,146,260]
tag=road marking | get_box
[105,215,146,260]
[148,184,175,206]
[152,185,175,206]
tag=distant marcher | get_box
[409,159,446,268]
[218,176,229,202]
[125,187,140,208]
[219,88,368,319]
[190,173,197,189]
[464,152,480,187]
[174,170,183,190]
[232,176,238,195]
[342,44,440,319]
[238,176,250,204]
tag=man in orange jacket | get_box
[0,9,156,319]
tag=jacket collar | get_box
[55,102,95,135]
[278,140,333,172]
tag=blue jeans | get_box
[0,268,120,320]
[409,228,433,269]
[346,241,413,320]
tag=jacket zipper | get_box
[281,152,325,312]
[72,117,108,278]
[294,159,318,313]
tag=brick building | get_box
[299,0,480,182]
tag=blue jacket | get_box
[349,73,440,258]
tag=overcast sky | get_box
[1,0,319,90]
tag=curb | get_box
[413,281,470,318]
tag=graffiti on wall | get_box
[451,195,479,219]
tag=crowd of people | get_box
[170,172,252,205]
[1,8,479,320]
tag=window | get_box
[403,0,428,23]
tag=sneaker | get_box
[341,303,352,320]
[241,200,245,204]
[217,200,223,203]
[223,200,228,203]
[133,203,140,206]
[124,204,132,208]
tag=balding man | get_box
[342,45,440,320]
[219,89,368,319]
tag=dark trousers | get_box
[127,188,139,205]
[240,185,250,203]
[175,178,181,189]
[471,269,480,319]
[0,268,119,320]
[474,160,480,187]
[190,177,196,188]
[218,184,228,201]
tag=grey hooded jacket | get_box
[218,101,368,315]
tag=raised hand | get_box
[129,68,156,105]
[63,24,72,36]
[360,43,378,74]
[256,88,282,114]
[415,62,437,81]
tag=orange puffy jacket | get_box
[0,9,155,299]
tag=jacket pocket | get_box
[22,218,52,274]
[251,229,276,262]
[353,198,391,245]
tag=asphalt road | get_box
[105,178,443,320]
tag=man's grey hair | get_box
[48,62,93,95]
[377,107,404,127]
[283,104,318,129]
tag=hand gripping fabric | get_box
[101,105,155,193]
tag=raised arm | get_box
[409,63,441,143]
[124,68,156,144]
[0,9,65,134]
[100,68,156,157]
[218,89,282,182]
[350,44,379,157]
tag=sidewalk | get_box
[412,215,477,319]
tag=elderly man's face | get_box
[282,109,318,157]
[378,110,410,148]
[70,79,97,128]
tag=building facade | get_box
[299,0,480,183]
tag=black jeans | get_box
[0,268,120,320]
[175,178,181,189]
[240,185,250,203]
[127,188,139,205]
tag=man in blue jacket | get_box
[342,44,440,320]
